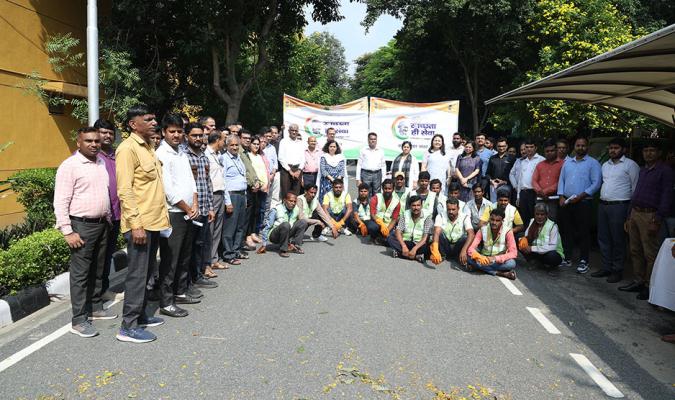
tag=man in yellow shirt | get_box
[115,104,170,344]
[478,189,524,236]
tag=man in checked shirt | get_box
[184,122,218,289]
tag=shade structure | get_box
[485,24,675,127]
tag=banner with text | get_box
[283,94,369,159]
[369,97,460,161]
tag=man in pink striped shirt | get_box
[54,127,115,338]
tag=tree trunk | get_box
[225,95,242,125]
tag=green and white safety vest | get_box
[375,193,399,224]
[271,203,299,234]
[325,191,348,214]
[298,194,319,218]
[419,191,437,217]
[442,213,469,243]
[479,225,508,256]
[527,219,565,259]
[502,204,517,230]
[402,210,427,242]
[394,188,411,208]
[356,200,371,221]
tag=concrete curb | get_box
[46,272,70,297]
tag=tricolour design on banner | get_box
[369,97,460,161]
[283,94,369,159]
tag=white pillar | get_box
[86,0,99,125]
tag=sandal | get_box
[225,258,241,266]
[293,246,304,254]
[212,263,228,270]
[204,267,218,278]
[237,252,250,260]
[279,251,290,258]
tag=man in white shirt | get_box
[278,123,306,198]
[356,132,386,198]
[509,138,544,226]
[155,114,200,317]
[446,132,465,177]
[205,130,228,271]
[591,138,639,283]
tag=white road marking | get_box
[526,306,561,334]
[498,277,523,295]
[0,298,121,373]
[570,353,624,398]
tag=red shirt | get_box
[532,159,564,196]
[369,195,401,221]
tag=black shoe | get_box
[160,304,189,317]
[174,295,201,304]
[194,278,218,289]
[606,273,622,284]
[618,282,643,292]
[637,287,649,300]
[146,289,160,302]
[187,287,203,298]
[590,270,611,278]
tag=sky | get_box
[304,1,402,75]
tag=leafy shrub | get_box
[0,229,70,296]
[7,168,57,226]
[0,219,53,250]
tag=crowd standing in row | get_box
[54,104,673,343]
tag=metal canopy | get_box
[485,24,675,127]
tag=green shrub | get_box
[0,219,51,250]
[8,168,57,226]
[0,228,70,296]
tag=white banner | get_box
[282,94,369,159]
[369,97,460,161]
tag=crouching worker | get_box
[387,195,432,263]
[258,192,307,257]
[467,208,518,280]
[322,178,353,238]
[430,198,474,266]
[297,184,329,242]
[351,183,373,237]
[367,179,400,245]
[518,203,564,275]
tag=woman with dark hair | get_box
[454,141,482,202]
[422,134,451,194]
[245,135,270,246]
[390,140,419,191]
[318,140,346,203]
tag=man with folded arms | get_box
[155,114,200,318]
[54,127,115,338]
[388,195,432,263]
[258,192,307,257]
[116,105,170,343]
[467,208,517,280]
[430,198,474,266]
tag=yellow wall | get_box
[0,0,87,227]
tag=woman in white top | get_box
[389,140,419,191]
[246,135,271,244]
[422,134,451,195]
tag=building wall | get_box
[0,0,87,227]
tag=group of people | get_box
[53,103,673,344]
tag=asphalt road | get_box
[1,228,674,399]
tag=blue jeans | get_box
[468,258,516,275]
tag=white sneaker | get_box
[305,236,314,242]
[343,229,352,236]
[322,227,332,236]
[316,235,328,242]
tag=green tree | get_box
[490,0,649,136]
[361,0,537,135]
[350,40,404,100]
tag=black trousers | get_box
[518,189,537,227]
[69,219,108,325]
[302,172,318,190]
[190,215,211,281]
[159,212,194,307]
[386,234,429,258]
[122,230,159,329]
[100,219,119,294]
[222,192,247,261]
[269,220,308,251]
[304,209,325,238]
[439,234,467,259]
[558,200,592,261]
[280,168,301,199]
[525,251,562,268]
[364,219,385,241]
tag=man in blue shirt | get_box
[557,136,602,274]
[221,135,248,265]
[475,133,496,195]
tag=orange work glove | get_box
[358,221,368,236]
[334,220,344,230]
[518,237,529,251]
[380,224,390,238]
[471,251,490,266]
[430,242,442,265]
